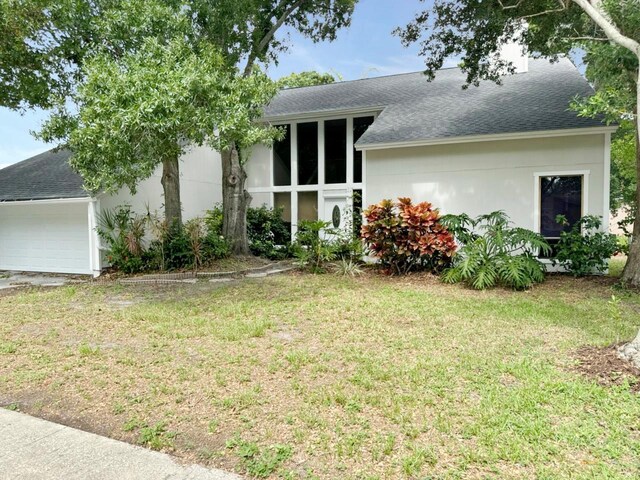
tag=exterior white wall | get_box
[99,145,222,219]
[365,134,606,232]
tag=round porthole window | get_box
[332,205,341,228]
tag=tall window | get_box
[273,124,291,186]
[539,175,583,254]
[353,116,374,183]
[297,122,318,185]
[324,119,347,184]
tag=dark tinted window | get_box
[325,119,347,184]
[297,122,318,185]
[353,116,374,183]
[540,175,582,238]
[273,124,291,186]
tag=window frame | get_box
[533,170,589,259]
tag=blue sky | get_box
[0,0,436,169]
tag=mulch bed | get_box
[573,344,640,393]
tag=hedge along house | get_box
[246,56,615,259]
[0,147,221,276]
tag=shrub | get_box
[148,217,230,271]
[97,205,146,274]
[294,220,338,273]
[160,223,194,270]
[202,231,231,262]
[247,205,291,259]
[361,198,457,275]
[99,207,230,274]
[206,204,292,259]
[552,214,620,276]
[440,211,551,290]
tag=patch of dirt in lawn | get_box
[573,344,640,393]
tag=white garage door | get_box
[0,202,91,274]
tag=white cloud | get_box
[343,54,464,80]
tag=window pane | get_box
[540,176,582,238]
[325,119,347,184]
[273,124,291,186]
[274,192,291,223]
[353,116,374,183]
[297,122,318,185]
[298,191,318,222]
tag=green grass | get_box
[0,273,639,478]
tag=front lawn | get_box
[1,272,639,479]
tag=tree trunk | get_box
[618,71,640,367]
[161,155,182,228]
[621,84,640,286]
[618,328,640,369]
[221,144,251,255]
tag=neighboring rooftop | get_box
[0,149,87,202]
[264,57,606,147]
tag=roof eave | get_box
[0,196,93,205]
[356,126,618,151]
[262,105,385,124]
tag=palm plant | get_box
[440,211,551,290]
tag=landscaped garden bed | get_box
[1,268,639,479]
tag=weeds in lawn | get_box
[227,436,292,478]
[137,421,177,450]
[78,343,100,357]
[0,341,17,354]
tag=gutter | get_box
[0,196,92,205]
[355,126,619,151]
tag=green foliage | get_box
[96,205,146,274]
[137,421,177,451]
[99,206,229,274]
[361,198,457,275]
[441,211,550,290]
[2,0,356,109]
[395,1,638,88]
[247,205,292,259]
[161,224,194,271]
[609,123,637,231]
[294,220,338,273]
[335,258,363,277]
[277,71,336,88]
[226,436,292,478]
[207,205,292,259]
[552,214,620,277]
[39,36,279,197]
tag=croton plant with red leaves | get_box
[361,197,456,275]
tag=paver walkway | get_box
[0,409,242,480]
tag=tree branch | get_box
[242,0,306,77]
[571,0,640,55]
[566,36,609,42]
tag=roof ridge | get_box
[276,57,553,92]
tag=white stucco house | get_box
[0,147,222,275]
[0,55,615,275]
[247,56,615,253]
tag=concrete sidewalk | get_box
[0,409,242,480]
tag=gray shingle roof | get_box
[0,149,88,202]
[264,58,606,147]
